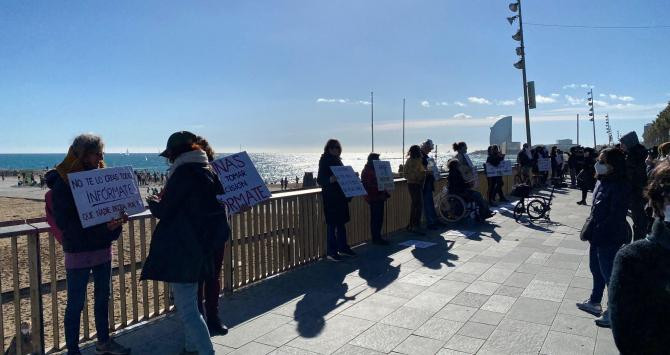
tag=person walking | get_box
[361,153,390,245]
[404,145,425,234]
[620,131,649,241]
[420,139,441,229]
[576,148,596,205]
[576,148,630,328]
[486,145,507,206]
[141,131,230,355]
[317,139,356,262]
[609,160,670,354]
[51,134,130,355]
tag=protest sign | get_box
[330,166,367,197]
[485,160,513,177]
[212,151,271,214]
[537,157,551,172]
[372,160,395,191]
[68,166,144,228]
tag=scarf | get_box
[167,149,209,179]
[55,146,106,182]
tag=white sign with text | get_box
[330,166,368,197]
[68,166,145,228]
[212,151,272,214]
[485,160,513,177]
[372,160,395,191]
[537,157,551,172]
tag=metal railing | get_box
[0,171,517,353]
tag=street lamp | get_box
[508,1,532,146]
[587,89,596,148]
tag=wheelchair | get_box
[436,187,480,223]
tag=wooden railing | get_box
[0,170,517,353]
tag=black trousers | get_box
[629,193,648,241]
[487,176,505,202]
[369,201,385,241]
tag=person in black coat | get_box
[517,143,534,186]
[621,131,649,241]
[609,160,670,354]
[141,132,229,355]
[317,139,355,262]
[576,148,630,328]
[576,148,596,205]
[485,145,507,205]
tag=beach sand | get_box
[0,197,45,221]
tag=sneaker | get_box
[595,309,611,328]
[95,339,130,355]
[576,201,587,205]
[576,299,602,316]
[327,254,342,262]
[372,239,390,246]
[207,320,229,336]
[340,248,356,257]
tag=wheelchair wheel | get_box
[513,201,525,221]
[526,199,548,220]
[437,193,468,223]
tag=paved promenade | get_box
[70,187,618,355]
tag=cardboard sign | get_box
[212,151,272,214]
[68,166,144,228]
[372,160,395,191]
[485,160,513,177]
[537,157,551,172]
[330,166,367,197]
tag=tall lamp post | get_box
[371,91,374,152]
[402,98,406,159]
[587,89,596,148]
[508,1,532,146]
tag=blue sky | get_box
[1,0,669,154]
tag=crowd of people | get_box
[39,130,669,354]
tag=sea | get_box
[0,152,496,184]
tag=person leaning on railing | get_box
[50,134,130,355]
[404,145,425,235]
[141,131,230,355]
[361,153,390,245]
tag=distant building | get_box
[490,116,513,153]
[535,139,578,152]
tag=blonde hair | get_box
[71,134,104,158]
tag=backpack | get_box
[45,190,63,244]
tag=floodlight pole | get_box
[402,98,406,159]
[518,0,531,146]
[371,91,374,152]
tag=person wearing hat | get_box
[620,131,649,241]
[141,131,230,355]
[421,139,442,229]
[361,153,391,245]
[51,134,130,355]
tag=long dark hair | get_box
[167,135,215,163]
[600,148,627,181]
[323,139,342,154]
[453,141,466,152]
[408,145,421,159]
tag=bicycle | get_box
[513,185,556,222]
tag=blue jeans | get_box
[171,282,214,355]
[588,243,622,303]
[327,223,349,256]
[65,262,111,353]
[422,188,438,225]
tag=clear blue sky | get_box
[1,0,668,154]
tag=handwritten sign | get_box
[68,166,144,228]
[330,166,367,197]
[373,160,395,191]
[212,151,271,214]
[537,157,551,172]
[485,160,513,177]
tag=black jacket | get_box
[317,153,350,225]
[447,167,468,195]
[609,218,670,355]
[517,150,533,168]
[486,154,504,167]
[140,162,230,283]
[421,153,435,193]
[588,177,631,246]
[625,144,648,193]
[51,172,121,253]
[577,156,596,190]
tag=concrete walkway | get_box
[71,187,618,355]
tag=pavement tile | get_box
[464,281,500,295]
[454,262,493,276]
[341,293,407,321]
[229,342,276,355]
[442,272,478,283]
[287,315,374,354]
[381,306,436,330]
[270,346,320,355]
[414,317,464,341]
[399,272,443,286]
[494,285,525,297]
[215,314,292,348]
[521,279,569,302]
[404,291,452,312]
[479,318,550,355]
[443,334,485,353]
[427,280,471,297]
[594,327,619,355]
[436,348,472,355]
[477,267,515,283]
[449,292,490,308]
[378,281,428,299]
[480,295,517,313]
[349,323,412,353]
[551,313,598,339]
[393,335,445,355]
[332,344,384,355]
[256,324,301,347]
[563,286,591,302]
[533,271,574,285]
[540,331,595,355]
[570,276,593,289]
[506,297,561,325]
[434,304,478,322]
[469,309,505,326]
[456,321,496,340]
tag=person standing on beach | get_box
[317,139,356,262]
[51,134,130,355]
[404,145,426,235]
[141,131,230,355]
[361,153,390,245]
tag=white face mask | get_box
[665,204,670,222]
[594,162,610,176]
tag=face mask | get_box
[665,204,670,222]
[594,162,609,176]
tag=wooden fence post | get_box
[222,238,233,295]
[26,231,45,354]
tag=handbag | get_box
[580,215,594,241]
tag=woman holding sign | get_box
[405,145,426,234]
[361,153,391,245]
[486,145,507,206]
[141,131,230,355]
[317,139,356,262]
[51,134,130,355]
